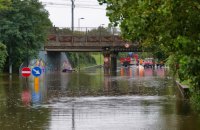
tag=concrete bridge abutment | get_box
[103,50,118,76]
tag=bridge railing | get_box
[45,27,141,52]
[49,27,121,36]
[47,27,125,45]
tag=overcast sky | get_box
[39,0,110,28]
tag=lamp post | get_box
[99,24,104,66]
[99,24,105,34]
[77,17,85,71]
[78,17,85,31]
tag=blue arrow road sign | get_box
[32,67,42,77]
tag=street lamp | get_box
[99,24,104,66]
[77,17,85,71]
[78,17,85,30]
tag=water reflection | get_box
[0,66,200,130]
[120,67,132,76]
[45,96,200,130]
[120,66,167,78]
[0,75,50,130]
[42,67,172,97]
[21,87,31,106]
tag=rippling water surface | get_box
[0,66,200,130]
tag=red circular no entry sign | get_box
[124,43,130,48]
[21,67,31,77]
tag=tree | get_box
[0,42,7,72]
[66,52,96,68]
[99,0,200,107]
[98,0,171,58]
[0,0,11,11]
[0,0,52,72]
[87,27,112,36]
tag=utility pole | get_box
[9,42,12,74]
[71,0,75,33]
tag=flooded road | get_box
[0,66,200,130]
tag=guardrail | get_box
[47,35,124,43]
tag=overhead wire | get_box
[45,5,105,10]
[42,2,106,10]
[43,2,102,6]
[39,0,109,27]
[42,0,105,10]
[58,0,101,3]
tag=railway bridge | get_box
[44,27,141,74]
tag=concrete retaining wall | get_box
[176,81,190,99]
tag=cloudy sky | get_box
[39,0,110,28]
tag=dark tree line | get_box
[0,0,52,72]
[98,0,200,109]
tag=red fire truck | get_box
[120,57,131,67]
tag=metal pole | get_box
[78,18,80,29]
[76,53,80,71]
[78,18,84,31]
[100,52,101,66]
[26,41,29,67]
[9,43,12,74]
[72,104,75,130]
[71,0,75,33]
[77,17,84,71]
[78,53,80,71]
[99,24,104,42]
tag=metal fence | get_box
[49,27,121,36]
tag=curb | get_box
[176,81,190,99]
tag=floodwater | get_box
[0,66,200,130]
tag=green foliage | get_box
[66,52,96,68]
[0,0,52,72]
[91,53,103,65]
[166,54,178,76]
[99,0,200,108]
[0,0,11,11]
[50,27,113,37]
[87,27,112,35]
[51,27,73,35]
[0,42,7,72]
[118,52,128,58]
[190,91,200,111]
[99,0,171,58]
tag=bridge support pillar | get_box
[110,52,118,76]
[103,52,110,75]
[103,50,118,76]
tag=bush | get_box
[0,43,8,72]
[190,90,200,111]
[66,52,96,68]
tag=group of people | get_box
[139,59,164,68]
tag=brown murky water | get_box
[0,66,200,130]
